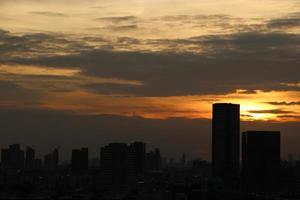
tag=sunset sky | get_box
[0,0,300,160]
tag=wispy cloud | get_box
[265,101,300,106]
[278,115,300,119]
[30,11,67,17]
[248,109,297,114]
[267,12,300,29]
[94,16,138,23]
[91,25,139,32]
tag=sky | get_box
[0,0,300,160]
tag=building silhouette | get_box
[295,161,300,192]
[25,146,36,170]
[128,142,146,181]
[146,148,162,171]
[180,154,187,167]
[44,148,59,170]
[0,131,293,199]
[71,148,88,172]
[1,144,24,170]
[101,143,129,185]
[100,142,148,185]
[242,131,281,193]
[212,103,240,186]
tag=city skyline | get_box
[0,103,299,162]
[0,103,293,197]
[1,1,300,198]
[0,0,300,167]
[0,102,296,163]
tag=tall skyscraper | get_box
[212,103,240,183]
[71,148,88,172]
[242,131,281,192]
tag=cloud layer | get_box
[1,29,299,97]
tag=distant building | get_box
[295,161,300,192]
[1,144,24,170]
[212,103,240,185]
[34,159,42,170]
[100,142,147,185]
[44,148,59,170]
[242,131,281,193]
[101,143,129,184]
[71,148,88,172]
[288,153,295,165]
[146,148,162,171]
[180,154,186,167]
[128,142,146,180]
[192,159,211,178]
[25,146,35,170]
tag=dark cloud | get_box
[268,18,300,29]
[241,114,254,118]
[278,115,300,119]
[0,29,92,61]
[266,101,300,106]
[236,89,258,94]
[1,29,300,97]
[267,12,300,29]
[30,11,67,17]
[248,109,297,114]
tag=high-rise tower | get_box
[212,103,240,184]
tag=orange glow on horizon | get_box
[32,90,300,122]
